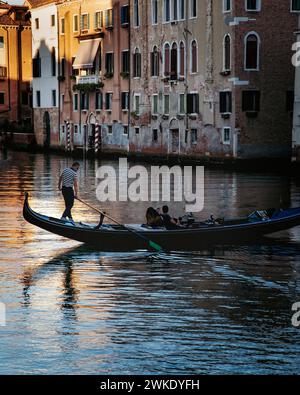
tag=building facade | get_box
[129,0,298,160]
[57,0,130,153]
[293,4,300,162]
[26,0,59,148]
[0,2,32,132]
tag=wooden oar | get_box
[75,197,164,253]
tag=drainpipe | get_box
[17,24,24,124]
[128,0,131,150]
[184,0,189,136]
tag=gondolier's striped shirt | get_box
[61,168,78,188]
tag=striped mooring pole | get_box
[95,123,100,154]
[66,121,71,152]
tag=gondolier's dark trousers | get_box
[62,187,74,219]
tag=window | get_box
[95,11,103,29]
[73,15,79,32]
[0,36,4,49]
[121,92,129,110]
[172,0,178,21]
[245,32,260,70]
[163,0,171,22]
[223,35,231,71]
[51,14,55,27]
[292,0,300,11]
[223,127,231,144]
[33,51,41,78]
[191,40,198,73]
[108,125,113,134]
[170,42,178,80]
[179,41,185,76]
[73,93,78,111]
[96,92,103,110]
[246,0,261,11]
[134,0,140,27]
[105,53,114,74]
[60,58,66,78]
[152,94,158,114]
[286,91,294,112]
[135,127,140,134]
[36,91,41,107]
[152,0,158,24]
[187,93,199,114]
[164,94,170,115]
[106,92,113,110]
[121,5,129,26]
[51,47,56,76]
[134,94,140,115]
[105,9,114,28]
[179,0,185,19]
[164,43,170,76]
[179,93,185,114]
[242,90,260,112]
[151,46,160,77]
[52,90,56,107]
[123,125,129,135]
[81,14,89,31]
[74,124,79,134]
[0,92,4,105]
[153,129,158,142]
[219,91,232,113]
[61,18,65,34]
[191,129,197,144]
[35,18,39,29]
[190,0,197,18]
[133,48,141,78]
[223,0,231,12]
[122,51,130,73]
[81,92,89,110]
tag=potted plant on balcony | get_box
[104,72,114,79]
[130,111,139,120]
[73,83,103,92]
[120,71,129,79]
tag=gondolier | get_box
[58,162,80,221]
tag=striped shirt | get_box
[61,168,78,188]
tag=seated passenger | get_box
[161,206,179,229]
[146,207,164,228]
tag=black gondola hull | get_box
[23,194,300,251]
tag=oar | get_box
[75,197,164,253]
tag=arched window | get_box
[223,34,231,71]
[164,43,170,76]
[151,46,159,77]
[191,40,198,73]
[170,42,178,80]
[133,48,141,77]
[245,32,260,70]
[179,41,185,76]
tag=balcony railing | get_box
[76,75,101,84]
[0,66,7,79]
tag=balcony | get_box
[76,75,102,85]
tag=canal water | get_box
[0,150,300,374]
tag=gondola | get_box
[23,193,300,251]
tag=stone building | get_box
[293,1,300,162]
[0,2,32,131]
[26,0,59,148]
[130,0,298,160]
[57,0,130,153]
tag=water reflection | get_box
[0,150,300,374]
